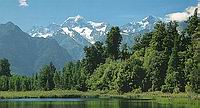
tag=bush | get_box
[132,87,142,94]
[185,83,192,93]
[173,86,180,93]
[161,85,173,93]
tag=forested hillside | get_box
[0,9,199,93]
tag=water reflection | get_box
[0,98,197,108]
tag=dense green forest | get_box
[0,9,199,94]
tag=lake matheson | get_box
[0,1,199,108]
[0,98,199,108]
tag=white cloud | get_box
[18,0,29,7]
[166,2,200,22]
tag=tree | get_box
[189,17,200,93]
[21,77,32,91]
[0,76,9,91]
[186,8,198,36]
[38,62,56,90]
[164,21,178,55]
[106,27,122,60]
[0,58,11,77]
[83,41,106,75]
[144,50,168,91]
[53,71,61,89]
[116,58,145,93]
[76,67,88,91]
[121,44,130,60]
[62,62,74,89]
[143,22,169,91]
[88,59,121,91]
[163,35,180,93]
[32,74,39,90]
[150,21,167,51]
[184,8,200,93]
[14,76,21,91]
[132,32,152,52]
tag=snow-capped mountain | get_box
[60,15,110,44]
[121,16,159,34]
[29,15,158,60]
[29,23,60,38]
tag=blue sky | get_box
[0,0,198,31]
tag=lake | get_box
[0,98,198,108]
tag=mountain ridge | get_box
[0,22,73,75]
[29,15,159,60]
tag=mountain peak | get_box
[142,16,157,22]
[67,15,84,22]
[5,21,16,26]
[0,22,22,33]
[61,15,86,27]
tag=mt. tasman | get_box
[29,15,159,60]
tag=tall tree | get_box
[143,22,168,91]
[163,33,180,93]
[62,62,73,89]
[0,58,11,77]
[186,8,198,36]
[121,44,130,60]
[184,8,199,93]
[150,21,167,51]
[53,71,61,89]
[164,21,178,55]
[38,62,56,90]
[189,16,200,93]
[132,32,153,52]
[0,76,9,91]
[106,27,122,60]
[83,41,105,75]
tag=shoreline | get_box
[0,90,199,101]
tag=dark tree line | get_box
[0,9,199,93]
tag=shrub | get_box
[161,85,173,93]
[185,83,192,93]
[173,86,180,93]
[132,87,142,94]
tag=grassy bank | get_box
[0,90,199,105]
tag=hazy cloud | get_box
[166,2,199,22]
[19,0,29,7]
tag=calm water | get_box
[0,98,198,108]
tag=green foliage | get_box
[88,59,121,91]
[183,8,200,93]
[62,61,87,91]
[0,58,11,77]
[186,8,198,36]
[132,32,152,52]
[185,82,192,93]
[88,57,145,93]
[163,22,182,93]
[150,21,167,51]
[145,50,168,91]
[83,41,106,75]
[132,87,142,94]
[38,62,56,90]
[142,21,173,91]
[0,76,9,91]
[53,71,61,89]
[106,27,122,60]
[116,58,145,93]
[0,10,199,94]
[120,44,131,60]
